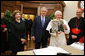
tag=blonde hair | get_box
[13,10,21,16]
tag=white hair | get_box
[55,10,62,16]
[41,7,48,12]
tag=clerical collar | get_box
[76,17,83,19]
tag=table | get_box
[17,45,84,55]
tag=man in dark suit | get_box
[21,14,29,39]
[27,15,33,40]
[31,7,51,49]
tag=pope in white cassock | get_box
[46,11,70,47]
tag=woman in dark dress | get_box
[10,10,27,54]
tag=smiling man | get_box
[68,8,84,45]
[31,7,51,49]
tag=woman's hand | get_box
[21,38,26,44]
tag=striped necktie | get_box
[41,16,45,27]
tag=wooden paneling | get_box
[46,9,54,16]
[1,1,16,6]
[23,7,37,15]
[27,1,59,3]
[1,1,20,12]
[1,1,66,17]
[1,5,20,13]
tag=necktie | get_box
[42,16,45,27]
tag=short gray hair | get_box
[55,10,62,16]
[41,7,48,12]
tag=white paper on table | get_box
[70,43,84,51]
[48,46,70,55]
[33,46,70,55]
[33,48,54,55]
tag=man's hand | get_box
[3,28,7,32]
[71,35,77,39]
[48,38,50,43]
[21,38,26,44]
[31,36,35,41]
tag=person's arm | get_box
[77,29,84,40]
[21,22,27,44]
[1,27,4,31]
[68,18,75,37]
[30,19,33,27]
[68,18,78,39]
[46,18,51,38]
[28,19,33,33]
[3,19,8,32]
[31,17,37,36]
[46,20,52,33]
[63,20,70,34]
[77,19,84,40]
[31,17,37,40]
[10,22,21,40]
[68,18,75,35]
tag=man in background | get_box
[1,12,8,54]
[21,14,29,39]
[27,15,33,48]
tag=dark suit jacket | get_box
[31,16,51,42]
[21,18,33,36]
[21,18,29,35]
[27,19,33,35]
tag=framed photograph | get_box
[51,20,59,33]
[51,19,64,33]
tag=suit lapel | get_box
[39,16,42,27]
[44,17,47,26]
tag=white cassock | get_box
[46,19,70,47]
